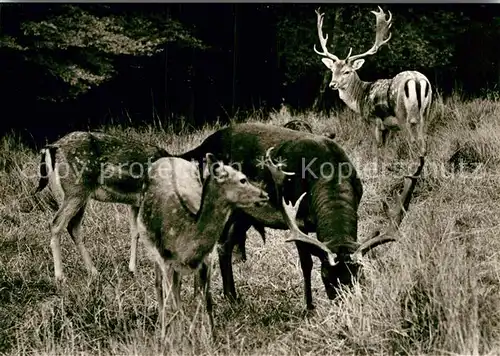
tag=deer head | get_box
[277,154,425,299]
[204,153,269,208]
[314,6,392,91]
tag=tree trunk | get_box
[232,3,238,116]
[497,50,500,91]
[163,6,171,122]
[188,50,195,125]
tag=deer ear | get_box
[205,153,218,166]
[321,58,335,69]
[351,59,365,71]
[204,153,227,180]
[204,153,216,179]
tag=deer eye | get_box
[342,71,351,75]
[240,178,247,184]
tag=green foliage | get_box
[0,5,205,100]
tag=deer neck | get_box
[195,182,233,244]
[166,179,232,272]
[338,75,370,114]
[312,178,360,255]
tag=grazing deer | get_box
[180,122,424,309]
[314,6,432,158]
[34,131,171,282]
[283,119,313,133]
[136,154,269,334]
[268,150,425,292]
[282,119,336,139]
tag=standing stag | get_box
[314,6,432,158]
[180,122,425,310]
[137,154,269,334]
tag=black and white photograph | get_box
[1,2,499,355]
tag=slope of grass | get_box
[2,94,500,355]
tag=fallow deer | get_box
[314,6,432,158]
[283,119,313,133]
[34,130,265,282]
[282,119,336,139]
[267,148,425,287]
[34,131,170,282]
[179,122,425,309]
[136,154,269,334]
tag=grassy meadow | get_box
[2,93,500,355]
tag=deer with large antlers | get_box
[264,145,425,304]
[314,6,432,158]
[180,122,424,309]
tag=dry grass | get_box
[2,94,500,355]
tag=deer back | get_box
[48,131,170,204]
[180,123,363,245]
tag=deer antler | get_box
[265,147,295,178]
[283,193,339,267]
[263,150,337,266]
[351,156,425,260]
[264,146,295,197]
[313,7,340,62]
[346,6,393,63]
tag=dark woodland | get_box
[1,3,499,145]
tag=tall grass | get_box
[1,93,500,355]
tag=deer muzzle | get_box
[329,81,340,90]
[255,191,269,207]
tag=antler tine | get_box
[264,146,295,207]
[283,193,338,266]
[346,6,393,62]
[313,7,340,61]
[390,156,425,226]
[346,47,353,59]
[265,147,295,177]
[351,156,425,258]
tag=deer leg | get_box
[218,219,241,302]
[155,262,169,335]
[171,268,181,309]
[417,121,427,157]
[374,119,384,174]
[219,213,254,302]
[66,202,98,278]
[218,233,237,302]
[193,272,200,299]
[50,196,88,281]
[375,118,392,174]
[199,261,215,337]
[155,262,164,317]
[233,225,248,263]
[374,118,384,148]
[234,220,265,263]
[296,242,314,310]
[128,205,140,274]
[381,128,391,147]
